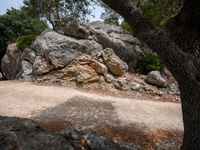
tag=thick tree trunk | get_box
[166,2,200,148]
[166,0,200,72]
[179,82,200,150]
[101,0,200,149]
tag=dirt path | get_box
[0,81,183,132]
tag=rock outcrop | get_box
[2,21,151,89]
[0,116,144,150]
[1,44,22,80]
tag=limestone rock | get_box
[56,20,90,39]
[109,32,141,45]
[113,79,129,91]
[31,30,102,69]
[91,22,150,71]
[90,22,124,34]
[102,48,128,76]
[0,72,2,80]
[104,73,115,83]
[1,43,22,79]
[0,116,74,150]
[21,48,36,64]
[145,71,167,87]
[33,56,52,75]
[130,81,144,92]
[61,60,100,84]
[21,60,33,80]
[90,60,108,75]
[1,22,150,87]
[81,129,144,150]
[0,116,144,150]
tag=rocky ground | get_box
[0,21,182,149]
[0,81,182,149]
[1,21,180,103]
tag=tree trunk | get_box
[101,0,200,149]
[179,82,200,150]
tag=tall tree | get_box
[24,0,94,29]
[101,0,200,149]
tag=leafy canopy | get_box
[0,7,47,59]
[16,34,36,50]
[139,0,183,26]
[23,0,94,29]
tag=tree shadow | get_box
[31,96,120,127]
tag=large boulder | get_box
[0,116,144,150]
[31,30,102,69]
[145,71,167,87]
[1,44,22,79]
[55,20,91,39]
[90,22,150,71]
[102,48,128,76]
[61,55,108,84]
[61,57,100,84]
[33,56,52,75]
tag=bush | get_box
[120,20,133,34]
[139,53,164,74]
[16,34,36,50]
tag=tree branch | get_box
[101,0,198,84]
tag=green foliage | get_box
[0,8,47,60]
[23,0,94,29]
[139,53,164,74]
[120,20,133,34]
[139,0,183,26]
[16,34,36,50]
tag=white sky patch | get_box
[87,4,104,22]
[0,0,23,14]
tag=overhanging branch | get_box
[101,0,198,83]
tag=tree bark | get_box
[179,82,200,149]
[101,0,200,149]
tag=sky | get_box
[0,0,23,14]
[0,0,103,21]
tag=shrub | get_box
[16,34,36,50]
[139,53,164,74]
[120,20,133,34]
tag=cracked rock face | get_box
[1,22,150,88]
[102,48,128,76]
[0,116,144,150]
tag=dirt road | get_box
[0,81,183,132]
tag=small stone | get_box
[130,81,143,92]
[145,71,167,87]
[104,73,115,83]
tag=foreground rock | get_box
[0,116,144,150]
[0,72,2,80]
[1,44,22,80]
